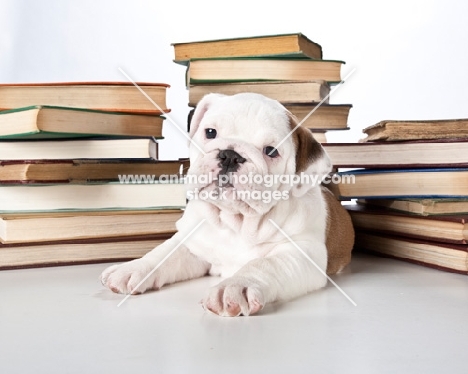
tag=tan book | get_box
[361,118,468,142]
[354,231,468,275]
[0,159,188,183]
[0,82,169,114]
[322,140,468,168]
[329,168,468,200]
[188,81,330,106]
[187,58,343,85]
[0,183,186,212]
[187,102,347,133]
[0,210,181,244]
[285,103,351,130]
[358,198,468,216]
[312,131,328,143]
[0,106,165,139]
[0,234,171,270]
[0,138,159,160]
[172,33,323,63]
[346,204,468,244]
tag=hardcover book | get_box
[0,234,171,270]
[355,231,468,275]
[361,118,468,142]
[0,106,165,139]
[186,58,343,85]
[188,80,330,106]
[172,33,323,64]
[285,103,351,130]
[0,138,159,160]
[329,168,468,199]
[0,82,170,114]
[323,139,468,168]
[346,204,468,244]
[0,183,187,212]
[0,159,188,183]
[0,209,182,244]
[358,198,468,216]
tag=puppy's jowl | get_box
[100,93,354,317]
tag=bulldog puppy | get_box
[100,93,354,317]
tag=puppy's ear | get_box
[188,93,225,139]
[289,112,332,195]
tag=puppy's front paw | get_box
[100,259,158,295]
[201,279,264,317]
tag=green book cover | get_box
[175,52,315,66]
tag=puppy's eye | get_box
[205,128,217,139]
[264,146,279,158]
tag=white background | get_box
[1,0,467,160]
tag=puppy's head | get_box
[186,93,331,215]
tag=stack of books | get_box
[326,118,468,274]
[171,33,353,143]
[0,82,188,269]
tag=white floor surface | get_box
[0,252,467,374]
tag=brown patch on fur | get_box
[288,113,325,173]
[322,186,355,275]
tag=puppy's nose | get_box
[218,149,246,173]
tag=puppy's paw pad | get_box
[225,298,242,317]
[245,288,264,315]
[201,281,264,317]
[99,264,121,285]
[100,259,158,295]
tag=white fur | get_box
[100,93,332,317]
